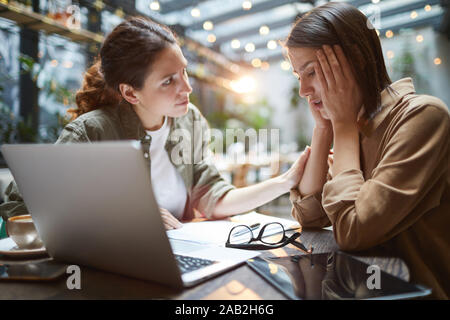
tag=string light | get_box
[191,7,201,17]
[251,58,262,68]
[267,40,277,50]
[203,21,213,31]
[150,1,160,11]
[385,30,394,38]
[434,58,441,65]
[93,0,105,11]
[242,1,252,10]
[245,43,255,52]
[50,59,59,67]
[231,39,241,49]
[280,60,291,71]
[416,35,424,43]
[387,50,395,59]
[261,61,270,71]
[259,25,270,35]
[410,11,418,19]
[230,76,256,93]
[424,5,432,12]
[115,8,124,18]
[63,61,73,69]
[207,34,216,43]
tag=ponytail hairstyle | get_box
[285,2,392,118]
[68,17,177,120]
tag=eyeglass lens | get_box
[260,223,284,245]
[229,225,253,244]
[229,222,285,245]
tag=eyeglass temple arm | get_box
[290,235,313,254]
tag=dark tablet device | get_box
[247,252,431,300]
[0,260,67,281]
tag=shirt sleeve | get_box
[322,104,449,251]
[190,109,235,218]
[289,188,331,228]
[55,122,89,143]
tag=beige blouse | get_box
[290,78,450,299]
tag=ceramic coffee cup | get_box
[6,215,44,249]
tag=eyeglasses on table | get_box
[225,222,313,254]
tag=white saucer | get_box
[0,237,47,257]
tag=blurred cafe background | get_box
[0,0,449,222]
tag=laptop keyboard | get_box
[174,254,216,274]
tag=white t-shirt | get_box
[146,117,187,219]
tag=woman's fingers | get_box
[323,45,345,85]
[316,48,336,89]
[333,45,353,81]
[160,208,182,230]
[327,154,334,178]
[162,216,181,230]
[284,146,311,189]
[328,154,334,167]
[292,146,311,178]
[314,62,328,93]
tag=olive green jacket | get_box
[0,102,234,222]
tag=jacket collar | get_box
[360,77,416,137]
[118,101,146,140]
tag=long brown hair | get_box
[285,2,391,118]
[68,17,177,120]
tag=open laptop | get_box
[1,141,258,288]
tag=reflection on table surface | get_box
[0,228,411,300]
[249,251,426,300]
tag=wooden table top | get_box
[0,227,410,300]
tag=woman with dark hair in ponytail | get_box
[1,17,310,232]
[285,2,449,298]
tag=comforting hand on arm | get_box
[212,147,311,219]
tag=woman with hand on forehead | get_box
[285,2,449,299]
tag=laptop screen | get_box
[247,251,431,300]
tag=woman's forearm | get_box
[298,126,333,196]
[212,176,290,219]
[332,123,360,176]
